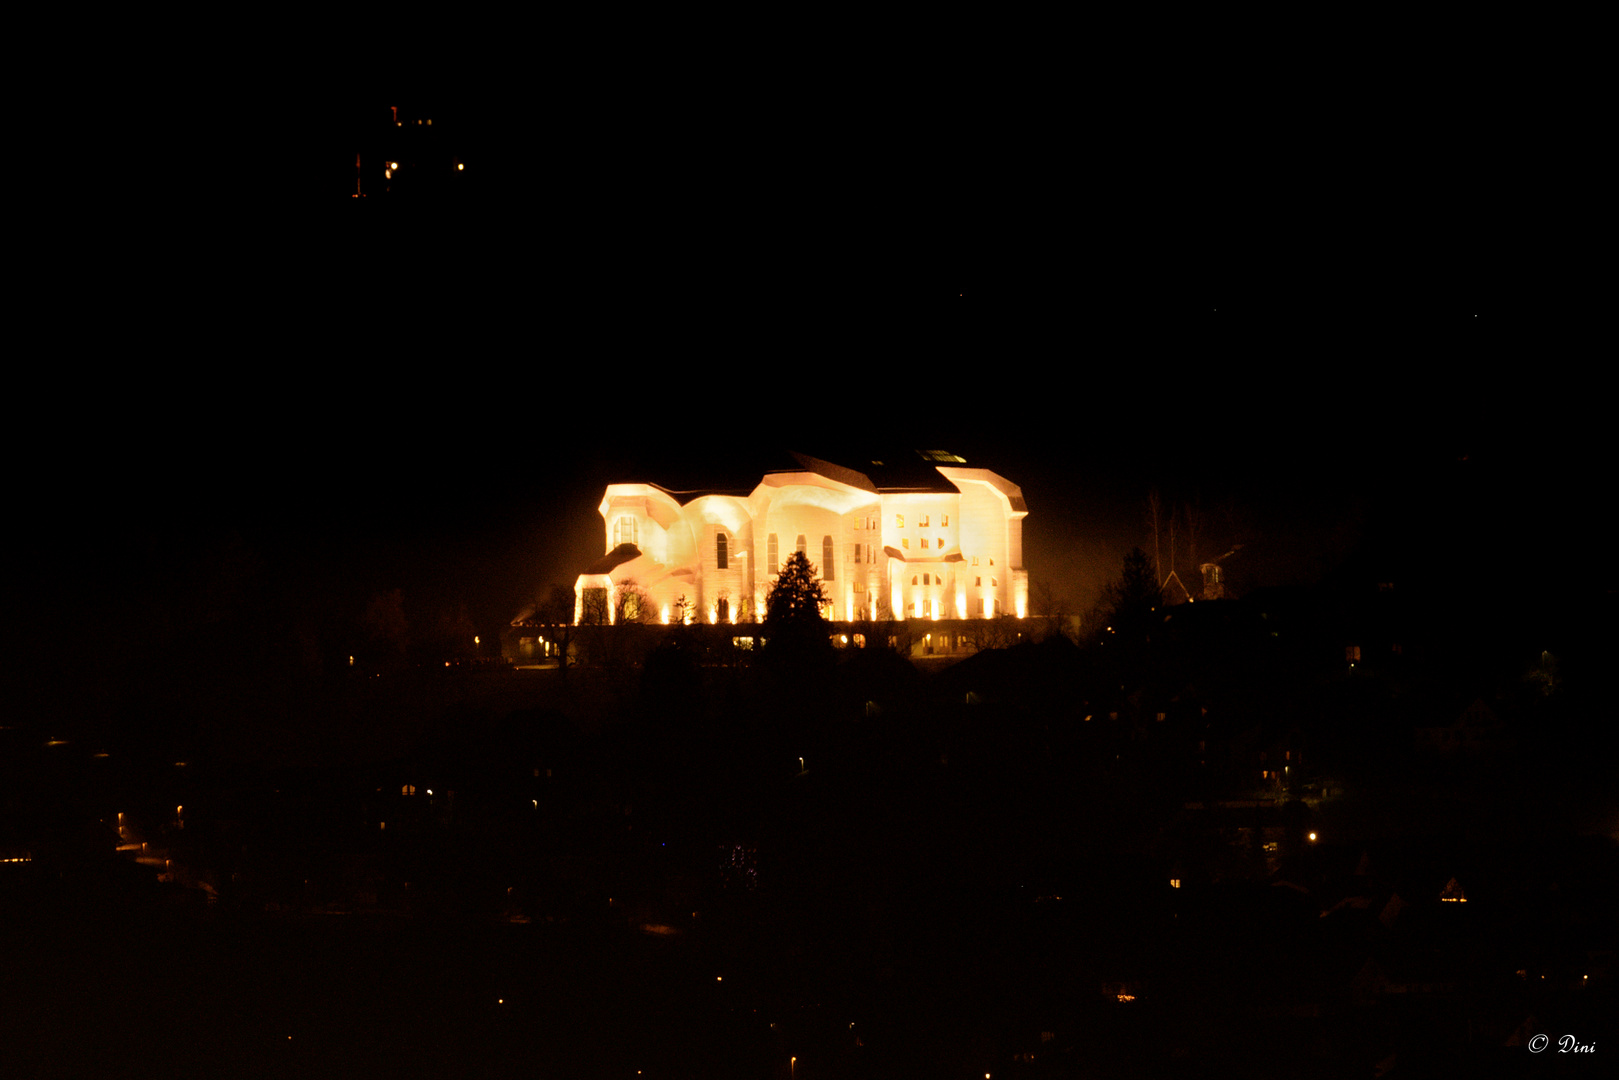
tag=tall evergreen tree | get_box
[765,550,831,628]
[1104,546,1162,645]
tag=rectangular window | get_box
[920,538,929,549]
[902,538,909,550]
[971,556,978,566]
[942,514,949,526]
[896,514,904,528]
[854,543,861,562]
[920,514,929,527]
[936,537,943,549]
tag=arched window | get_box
[614,517,638,548]
[912,575,919,586]
[822,536,834,581]
[795,535,806,556]
[768,534,778,571]
[716,532,728,569]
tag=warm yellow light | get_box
[1308,832,1317,842]
[457,163,464,170]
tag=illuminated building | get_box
[574,451,1028,624]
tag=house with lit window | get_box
[573,451,1028,627]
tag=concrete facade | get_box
[574,452,1028,626]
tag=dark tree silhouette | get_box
[537,584,580,671]
[762,550,835,668]
[1102,546,1161,646]
[765,550,831,628]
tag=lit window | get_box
[942,514,949,526]
[822,536,834,581]
[971,556,979,566]
[920,514,929,527]
[936,537,943,549]
[716,532,728,570]
[896,514,904,528]
[614,517,638,547]
[796,535,806,555]
[902,538,909,550]
[920,538,929,549]
[768,534,778,570]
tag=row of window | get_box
[906,598,1001,617]
[616,515,989,581]
[761,533,835,580]
[910,574,997,587]
[892,513,947,528]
